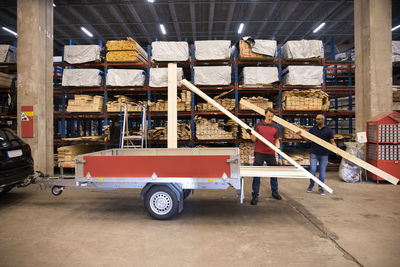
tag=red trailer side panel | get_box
[83,155,231,178]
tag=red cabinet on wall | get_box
[366,111,400,183]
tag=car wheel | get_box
[144,185,179,220]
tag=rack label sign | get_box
[21,106,34,138]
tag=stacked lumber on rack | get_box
[61,135,104,142]
[63,45,101,64]
[150,90,191,112]
[238,40,276,61]
[194,40,231,61]
[0,45,16,63]
[0,72,14,88]
[239,96,273,111]
[241,126,254,140]
[196,98,235,111]
[57,144,103,167]
[151,41,189,62]
[282,66,324,86]
[282,149,310,165]
[283,124,312,139]
[62,69,103,87]
[239,142,255,164]
[279,89,329,111]
[148,123,191,141]
[106,37,148,62]
[194,116,236,140]
[243,67,279,86]
[106,95,148,112]
[67,95,104,112]
[282,40,324,60]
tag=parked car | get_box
[0,124,34,195]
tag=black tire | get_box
[183,189,191,200]
[0,185,13,196]
[51,186,63,196]
[144,185,179,220]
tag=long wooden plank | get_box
[239,99,399,185]
[181,79,333,193]
[168,63,178,148]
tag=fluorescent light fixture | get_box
[313,22,326,33]
[81,27,93,37]
[147,0,154,2]
[238,23,244,34]
[392,25,400,31]
[160,24,166,35]
[2,27,17,37]
[53,3,56,7]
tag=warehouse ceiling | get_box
[1,0,400,55]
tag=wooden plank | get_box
[181,79,333,193]
[239,99,399,185]
[168,63,178,148]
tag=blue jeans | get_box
[252,152,278,194]
[309,153,329,189]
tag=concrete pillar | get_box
[17,0,54,175]
[354,0,392,132]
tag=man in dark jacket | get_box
[247,107,281,205]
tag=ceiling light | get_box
[53,3,56,7]
[2,27,17,37]
[160,24,166,35]
[147,0,154,2]
[392,25,400,31]
[313,22,326,33]
[81,27,93,37]
[238,23,244,34]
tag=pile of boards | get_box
[195,116,237,140]
[279,89,329,111]
[57,144,103,167]
[107,95,148,112]
[283,124,312,139]
[282,149,310,165]
[150,90,191,112]
[67,95,104,112]
[0,72,14,88]
[239,96,273,111]
[106,37,148,63]
[239,142,256,165]
[196,98,235,111]
[147,123,191,141]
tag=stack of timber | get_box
[57,144,103,167]
[238,40,275,61]
[148,123,191,141]
[150,90,191,112]
[0,72,14,88]
[106,37,148,63]
[282,149,310,166]
[241,126,254,140]
[283,124,312,139]
[61,135,104,142]
[107,95,149,112]
[279,89,329,111]
[195,116,237,140]
[67,95,104,113]
[196,98,235,111]
[239,142,255,164]
[240,96,273,111]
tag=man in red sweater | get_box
[247,107,281,205]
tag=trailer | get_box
[34,147,314,220]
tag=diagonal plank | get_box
[239,99,399,185]
[181,79,333,194]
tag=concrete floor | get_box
[0,172,399,267]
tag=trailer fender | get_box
[140,183,184,213]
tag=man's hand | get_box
[246,128,252,135]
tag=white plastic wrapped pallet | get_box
[0,45,16,63]
[251,40,277,57]
[63,45,101,64]
[282,40,324,60]
[194,66,231,85]
[151,41,189,61]
[282,66,323,86]
[243,67,279,85]
[392,41,400,62]
[149,67,184,87]
[106,69,146,86]
[194,40,231,60]
[62,69,103,87]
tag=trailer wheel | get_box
[144,185,178,220]
[51,186,63,196]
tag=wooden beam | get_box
[168,63,178,148]
[239,99,399,185]
[181,79,333,193]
